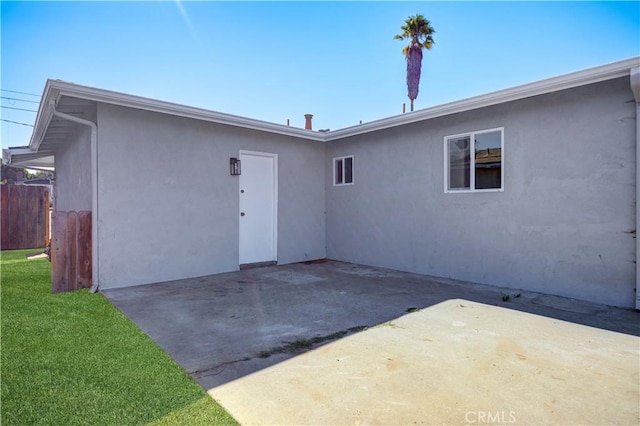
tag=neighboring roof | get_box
[4,56,639,169]
[475,148,502,166]
[2,147,54,169]
[20,177,53,185]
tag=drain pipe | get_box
[631,67,640,310]
[49,100,99,293]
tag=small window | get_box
[445,128,503,192]
[334,155,354,186]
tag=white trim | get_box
[32,81,326,145]
[238,150,278,264]
[444,127,504,194]
[333,155,354,186]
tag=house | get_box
[4,57,639,309]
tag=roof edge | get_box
[41,80,326,143]
[325,56,640,141]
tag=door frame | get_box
[239,150,278,265]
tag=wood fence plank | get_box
[29,187,48,248]
[15,186,25,248]
[16,186,26,249]
[44,190,50,247]
[77,211,92,288]
[34,189,46,247]
[17,186,25,249]
[0,186,8,249]
[8,186,20,248]
[51,211,69,294]
[67,211,78,291]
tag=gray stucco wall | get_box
[96,104,326,289]
[326,77,636,308]
[54,124,92,212]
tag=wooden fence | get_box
[0,184,50,250]
[51,211,92,293]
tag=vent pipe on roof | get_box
[304,114,313,130]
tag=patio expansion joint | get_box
[190,357,253,379]
[191,325,370,379]
[255,325,369,359]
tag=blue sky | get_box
[1,1,639,150]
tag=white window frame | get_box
[444,127,504,193]
[333,155,354,186]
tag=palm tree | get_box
[394,15,435,111]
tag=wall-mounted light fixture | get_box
[230,157,241,175]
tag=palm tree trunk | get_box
[406,43,422,112]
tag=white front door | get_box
[239,151,277,265]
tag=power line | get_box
[0,105,37,113]
[1,96,39,104]
[0,88,39,97]
[1,119,34,127]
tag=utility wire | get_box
[1,105,37,112]
[0,88,39,97]
[1,96,39,104]
[1,118,34,127]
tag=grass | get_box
[0,249,238,425]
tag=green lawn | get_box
[1,249,238,425]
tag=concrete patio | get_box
[103,260,640,425]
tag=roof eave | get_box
[47,80,326,142]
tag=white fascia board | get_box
[325,57,640,141]
[47,80,326,142]
[28,82,58,153]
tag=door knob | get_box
[240,212,245,216]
